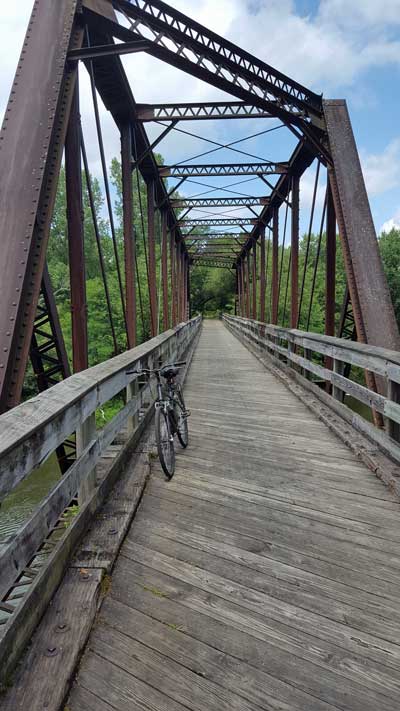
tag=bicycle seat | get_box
[160,365,179,380]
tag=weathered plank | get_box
[65,320,400,711]
[0,568,102,710]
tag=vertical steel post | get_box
[326,175,336,339]
[65,80,88,372]
[252,240,257,320]
[187,258,191,319]
[170,231,177,326]
[161,211,169,332]
[182,252,187,321]
[121,123,136,348]
[176,243,182,323]
[291,176,300,329]
[237,262,242,315]
[271,206,279,324]
[147,180,158,336]
[241,259,246,316]
[182,254,187,321]
[246,251,251,318]
[260,226,266,322]
[325,173,337,379]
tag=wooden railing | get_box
[0,315,201,679]
[223,314,400,464]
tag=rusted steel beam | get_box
[110,0,324,129]
[161,212,170,331]
[324,99,400,351]
[180,218,257,228]
[186,256,191,319]
[271,207,279,324]
[252,241,257,320]
[325,175,336,340]
[65,80,88,372]
[81,8,189,261]
[161,163,287,178]
[260,226,266,322]
[0,1,83,412]
[172,197,269,208]
[147,181,158,336]
[136,101,274,122]
[246,251,252,319]
[290,176,300,328]
[170,230,177,327]
[121,123,136,348]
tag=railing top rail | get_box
[0,317,200,500]
[225,315,400,370]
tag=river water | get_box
[0,455,60,547]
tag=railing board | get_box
[223,315,400,464]
[0,320,197,501]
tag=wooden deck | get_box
[68,320,400,711]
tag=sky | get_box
[1,0,400,235]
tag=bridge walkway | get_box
[68,320,400,711]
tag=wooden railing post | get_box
[387,380,400,441]
[126,379,139,436]
[332,358,345,402]
[77,413,97,505]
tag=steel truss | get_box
[180,218,258,227]
[160,163,287,177]
[136,102,274,121]
[0,0,399,422]
[172,197,269,208]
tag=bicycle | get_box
[126,361,189,479]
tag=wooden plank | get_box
[0,568,102,709]
[122,541,400,671]
[90,623,263,711]
[130,515,400,621]
[109,559,400,705]
[71,448,150,572]
[63,320,400,711]
[72,650,189,711]
[104,587,395,711]
[146,479,400,550]
[68,684,116,711]
[96,596,342,711]
[129,521,400,643]
[139,494,400,598]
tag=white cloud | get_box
[361,138,400,196]
[381,216,400,233]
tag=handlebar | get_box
[126,361,186,376]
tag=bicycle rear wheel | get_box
[155,407,175,479]
[175,389,189,448]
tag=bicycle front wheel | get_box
[155,407,175,479]
[175,390,189,449]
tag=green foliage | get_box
[191,264,236,316]
[25,151,400,410]
[379,228,400,325]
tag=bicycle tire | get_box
[175,389,189,448]
[155,407,175,479]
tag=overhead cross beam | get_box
[180,218,258,227]
[136,102,275,121]
[160,163,287,178]
[172,197,269,208]
[109,0,324,128]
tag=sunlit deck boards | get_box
[68,320,400,711]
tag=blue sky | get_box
[1,0,400,235]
